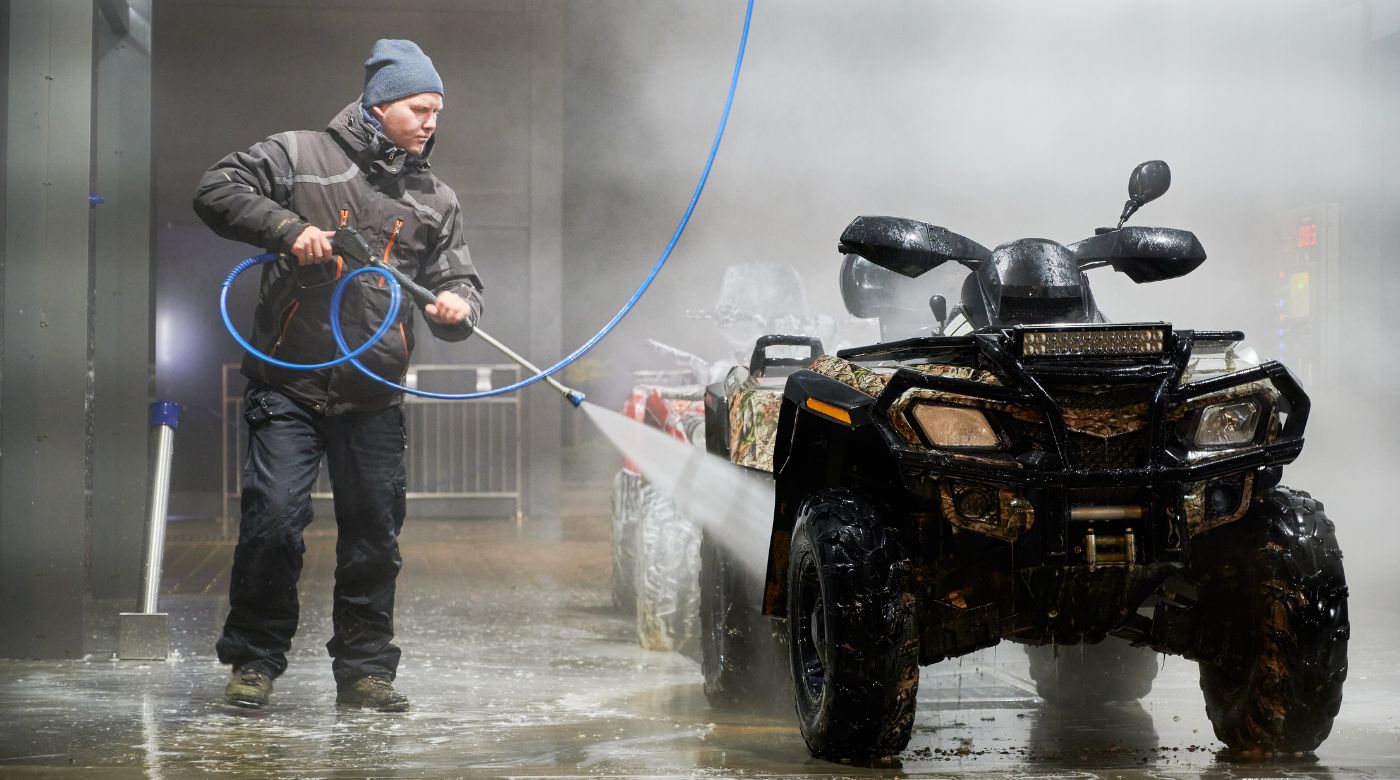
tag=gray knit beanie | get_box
[362,39,444,107]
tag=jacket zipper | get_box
[377,217,405,288]
[336,208,350,279]
[383,218,409,363]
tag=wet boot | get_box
[224,665,274,708]
[336,675,410,712]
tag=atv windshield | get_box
[969,239,1100,327]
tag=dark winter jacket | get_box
[194,100,484,414]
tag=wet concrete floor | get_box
[2,497,1398,778]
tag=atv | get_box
[611,265,838,658]
[702,161,1348,760]
[611,370,706,655]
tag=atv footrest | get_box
[1129,599,1225,662]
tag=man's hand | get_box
[425,290,471,325]
[290,225,337,265]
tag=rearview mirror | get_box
[929,294,947,325]
[1117,160,1171,228]
[1129,160,1171,206]
[839,254,885,318]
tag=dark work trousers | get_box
[216,381,408,684]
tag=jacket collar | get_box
[328,99,435,177]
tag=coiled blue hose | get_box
[220,0,754,401]
[220,258,400,370]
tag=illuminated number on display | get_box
[1297,223,1318,248]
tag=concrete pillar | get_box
[89,1,153,611]
[0,1,153,659]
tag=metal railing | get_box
[221,363,523,536]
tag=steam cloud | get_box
[562,0,1399,601]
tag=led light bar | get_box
[1015,324,1170,358]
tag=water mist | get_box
[580,402,774,578]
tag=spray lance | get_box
[328,226,585,406]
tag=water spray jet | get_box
[581,402,773,579]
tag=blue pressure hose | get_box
[220,0,754,403]
[220,259,400,370]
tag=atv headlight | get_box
[1194,400,1261,448]
[909,404,1000,449]
[1018,325,1168,358]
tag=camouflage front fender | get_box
[763,370,888,617]
[727,386,784,472]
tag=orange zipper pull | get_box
[378,218,405,288]
[335,209,350,277]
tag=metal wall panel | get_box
[1,2,96,658]
[89,0,154,609]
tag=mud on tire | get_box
[1025,638,1159,705]
[787,490,918,761]
[1195,486,1348,754]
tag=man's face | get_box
[371,92,443,156]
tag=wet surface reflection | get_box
[0,517,1395,777]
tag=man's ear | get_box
[370,104,387,121]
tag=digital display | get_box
[1297,223,1318,248]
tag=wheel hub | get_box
[795,555,827,707]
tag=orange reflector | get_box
[805,397,852,425]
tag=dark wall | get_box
[1,4,6,276]
[2,3,104,658]
[89,0,158,617]
[0,0,6,643]
[0,3,7,310]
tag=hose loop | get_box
[219,257,402,372]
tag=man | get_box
[193,39,483,712]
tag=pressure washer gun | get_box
[329,226,585,407]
